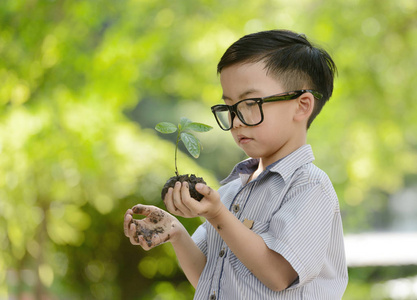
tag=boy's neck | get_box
[255,139,307,177]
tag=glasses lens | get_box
[213,106,232,130]
[237,99,261,125]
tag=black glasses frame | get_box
[211,89,323,131]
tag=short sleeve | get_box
[259,181,335,287]
[191,221,208,256]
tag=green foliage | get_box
[344,266,417,299]
[156,117,212,175]
[155,122,178,134]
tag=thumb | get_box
[132,204,155,216]
[195,183,217,199]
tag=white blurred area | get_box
[345,232,417,267]
[345,186,417,267]
[371,276,417,300]
[344,232,417,299]
[344,186,417,299]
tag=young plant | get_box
[155,117,212,201]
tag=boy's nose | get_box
[232,113,245,128]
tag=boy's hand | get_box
[124,204,182,250]
[164,182,223,220]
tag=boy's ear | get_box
[293,93,314,123]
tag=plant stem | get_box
[175,130,180,176]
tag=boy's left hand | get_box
[124,204,181,250]
[164,181,223,220]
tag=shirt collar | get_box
[220,144,315,185]
[220,157,258,185]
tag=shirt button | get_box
[210,295,216,300]
[219,249,225,257]
[232,204,240,213]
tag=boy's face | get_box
[219,61,304,166]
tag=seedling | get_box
[155,117,212,201]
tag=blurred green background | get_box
[1,0,417,299]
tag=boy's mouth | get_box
[237,135,253,144]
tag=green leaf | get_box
[180,132,200,158]
[155,122,177,134]
[179,117,192,131]
[185,122,213,133]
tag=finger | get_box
[171,182,187,216]
[179,182,193,214]
[132,204,161,218]
[124,211,133,237]
[164,187,177,214]
[138,235,153,251]
[151,233,162,247]
[195,183,218,200]
[128,222,140,245]
[129,221,153,249]
[147,233,170,249]
[131,204,149,216]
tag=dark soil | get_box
[161,174,206,201]
[135,223,164,247]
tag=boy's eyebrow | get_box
[222,89,260,101]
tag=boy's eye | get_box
[241,100,258,108]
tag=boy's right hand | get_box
[164,181,223,221]
[124,204,182,250]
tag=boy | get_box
[124,29,348,299]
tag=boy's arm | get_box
[165,182,297,292]
[170,225,207,288]
[124,205,206,288]
[206,205,297,291]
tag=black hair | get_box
[217,29,337,128]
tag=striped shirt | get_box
[191,145,348,299]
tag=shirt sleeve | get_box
[191,221,208,256]
[259,181,336,288]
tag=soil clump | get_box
[161,174,206,201]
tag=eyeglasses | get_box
[211,89,323,131]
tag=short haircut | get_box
[217,29,337,128]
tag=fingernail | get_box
[183,182,189,188]
[196,183,204,190]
